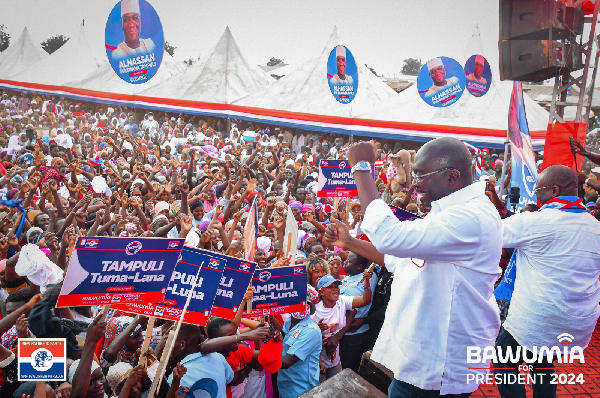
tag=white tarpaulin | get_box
[0,27,48,78]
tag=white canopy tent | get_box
[234,27,399,117]
[142,26,274,104]
[12,22,106,86]
[0,27,48,78]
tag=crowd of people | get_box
[0,90,597,398]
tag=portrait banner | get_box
[56,237,183,307]
[327,45,358,104]
[105,0,164,84]
[417,56,466,107]
[464,54,492,97]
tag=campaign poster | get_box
[18,339,66,381]
[105,0,164,84]
[111,247,226,326]
[464,54,492,97]
[56,237,183,308]
[417,56,466,107]
[210,253,258,320]
[318,159,373,198]
[327,45,358,104]
[245,265,307,318]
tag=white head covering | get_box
[427,57,444,71]
[475,55,485,65]
[121,0,140,16]
[107,362,133,393]
[68,359,101,384]
[336,45,346,58]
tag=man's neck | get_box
[338,74,346,80]
[125,39,141,49]
[434,79,448,87]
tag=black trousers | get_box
[339,330,371,373]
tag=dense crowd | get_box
[0,90,597,398]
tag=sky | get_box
[0,0,500,77]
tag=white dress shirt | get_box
[502,209,600,350]
[361,181,502,394]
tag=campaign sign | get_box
[56,237,184,307]
[327,45,358,104]
[18,339,66,381]
[417,56,466,107]
[210,253,258,319]
[318,160,373,198]
[112,247,226,326]
[105,0,164,84]
[464,54,492,97]
[245,265,307,318]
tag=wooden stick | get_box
[359,262,377,283]
[246,282,253,313]
[138,317,156,367]
[98,304,111,322]
[149,265,203,397]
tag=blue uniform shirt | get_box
[278,316,321,398]
[167,351,233,398]
[340,272,378,335]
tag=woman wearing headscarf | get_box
[100,316,145,368]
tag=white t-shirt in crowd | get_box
[311,295,353,368]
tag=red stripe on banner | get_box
[76,248,178,251]
[418,90,428,94]
[129,69,147,77]
[224,266,254,274]
[19,340,66,357]
[56,291,166,308]
[0,79,548,142]
[105,44,117,50]
[327,73,333,78]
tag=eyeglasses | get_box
[412,167,456,184]
[533,185,557,195]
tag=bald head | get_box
[413,138,474,205]
[416,137,473,179]
[536,165,578,205]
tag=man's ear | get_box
[448,170,461,184]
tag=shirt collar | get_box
[431,180,485,212]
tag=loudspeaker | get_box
[499,39,583,81]
[500,0,568,40]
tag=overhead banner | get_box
[111,247,226,326]
[105,0,164,84]
[507,81,538,212]
[210,253,258,319]
[417,56,465,107]
[56,237,183,307]
[245,265,307,318]
[327,45,358,104]
[464,54,492,97]
[318,159,373,198]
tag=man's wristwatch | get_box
[351,161,372,175]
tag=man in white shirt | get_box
[340,138,502,397]
[494,165,600,398]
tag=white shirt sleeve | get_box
[361,199,482,264]
[501,212,534,249]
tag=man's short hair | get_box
[206,317,232,338]
[179,323,205,342]
[307,241,324,253]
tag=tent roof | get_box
[0,27,48,78]
[12,22,105,85]
[141,26,273,104]
[66,52,185,95]
[359,79,549,135]
[235,27,399,117]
